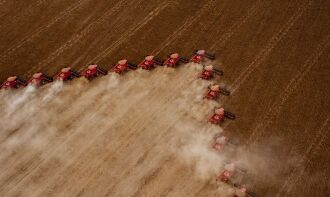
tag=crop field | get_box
[0,0,329,196]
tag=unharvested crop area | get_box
[0,0,329,196]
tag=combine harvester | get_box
[81,64,108,80]
[212,134,238,152]
[216,162,258,197]
[204,84,231,99]
[199,65,223,80]
[112,59,137,74]
[138,55,163,70]
[28,73,53,87]
[209,107,236,125]
[190,49,215,63]
[54,67,80,81]
[0,76,27,89]
[163,53,189,67]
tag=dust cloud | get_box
[0,63,267,196]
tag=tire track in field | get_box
[132,158,177,196]
[193,181,212,197]
[131,156,177,197]
[91,1,171,63]
[163,168,207,197]
[230,0,312,94]
[28,0,133,76]
[151,0,218,55]
[0,0,90,60]
[209,0,263,50]
[246,35,330,146]
[132,159,186,197]
[276,117,329,197]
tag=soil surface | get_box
[0,0,329,196]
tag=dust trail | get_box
[0,81,64,162]
[0,63,260,196]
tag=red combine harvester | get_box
[0,76,27,89]
[212,134,238,152]
[28,73,53,87]
[216,163,258,197]
[81,64,108,80]
[199,65,223,80]
[190,49,215,63]
[216,163,247,182]
[138,55,163,70]
[209,107,235,124]
[54,67,80,81]
[163,53,189,67]
[112,59,137,74]
[216,163,236,183]
[204,84,230,100]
